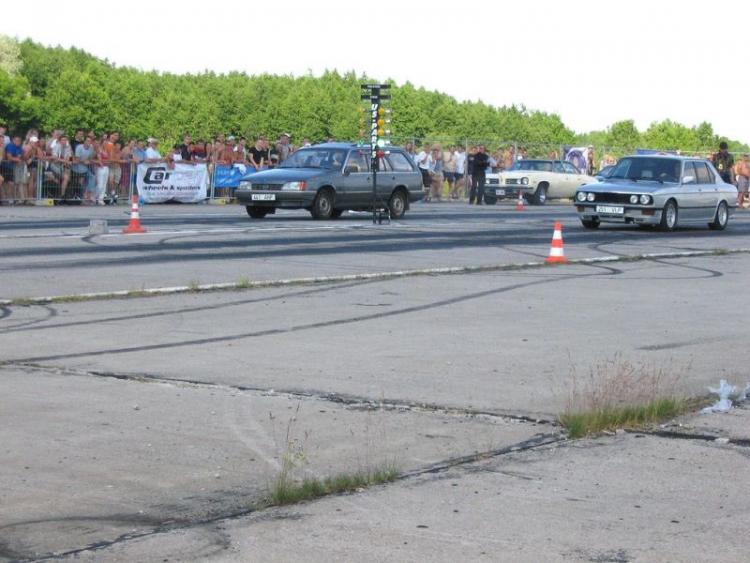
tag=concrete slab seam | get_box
[1,362,558,426]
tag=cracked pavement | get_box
[1,203,750,562]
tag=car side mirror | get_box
[682,175,695,184]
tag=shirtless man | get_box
[735,154,750,209]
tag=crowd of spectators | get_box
[2,125,748,209]
[0,126,311,205]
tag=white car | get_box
[483,159,596,205]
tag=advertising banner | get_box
[214,164,253,188]
[136,163,208,203]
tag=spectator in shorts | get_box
[50,134,72,199]
[73,134,97,204]
[24,136,45,203]
[428,146,444,202]
[735,154,750,209]
[3,136,24,203]
[108,140,123,203]
[453,145,466,199]
[443,146,457,199]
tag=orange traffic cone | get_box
[545,221,567,263]
[122,195,146,234]
[515,189,525,211]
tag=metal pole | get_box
[36,159,43,201]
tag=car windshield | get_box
[509,160,553,172]
[608,157,681,183]
[280,148,348,170]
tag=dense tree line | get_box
[0,36,746,153]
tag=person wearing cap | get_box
[23,135,45,203]
[712,141,734,184]
[145,138,161,162]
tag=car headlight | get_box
[576,192,586,202]
[520,177,529,185]
[630,195,639,204]
[586,192,595,202]
[281,181,307,191]
[640,194,651,205]
[239,181,252,190]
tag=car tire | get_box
[246,206,269,219]
[581,218,600,229]
[532,184,547,205]
[483,194,497,205]
[388,190,408,219]
[311,189,335,220]
[708,201,729,231]
[659,199,678,232]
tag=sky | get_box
[3,0,748,142]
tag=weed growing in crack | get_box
[267,464,399,507]
[236,276,252,289]
[559,355,693,439]
[187,279,201,292]
[266,401,400,507]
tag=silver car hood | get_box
[585,178,677,193]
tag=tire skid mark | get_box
[3,266,619,364]
[0,279,378,335]
[0,304,58,331]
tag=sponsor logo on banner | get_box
[136,163,208,203]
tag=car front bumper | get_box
[235,189,315,208]
[575,203,662,225]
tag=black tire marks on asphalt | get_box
[3,266,621,364]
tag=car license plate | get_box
[251,194,275,201]
[596,205,624,214]
[495,189,505,196]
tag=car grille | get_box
[486,178,500,185]
[505,178,519,185]
[252,184,283,191]
[592,192,634,204]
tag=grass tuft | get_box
[559,356,693,438]
[236,276,252,289]
[268,465,399,507]
[560,397,690,439]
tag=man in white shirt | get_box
[454,146,467,199]
[414,145,431,200]
[145,138,161,161]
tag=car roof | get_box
[624,154,706,161]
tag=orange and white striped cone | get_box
[515,189,525,211]
[122,195,146,234]
[545,221,567,264]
